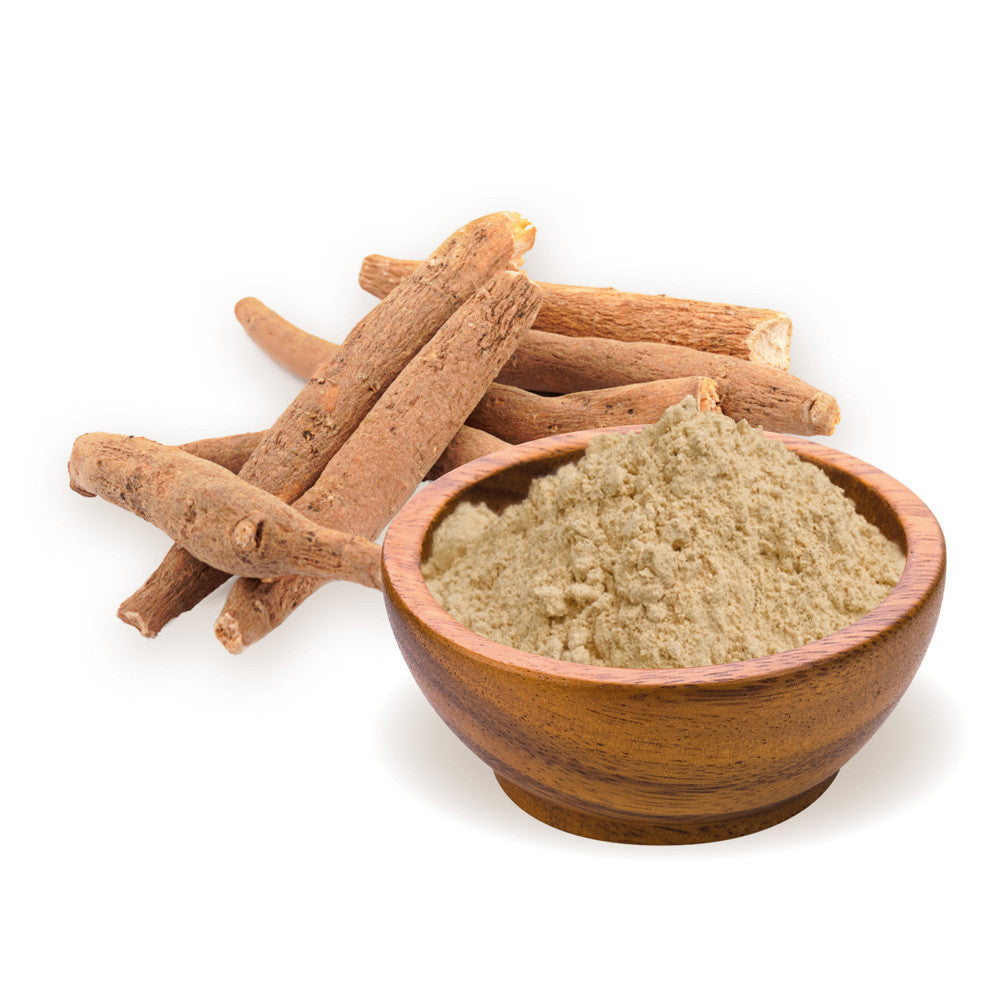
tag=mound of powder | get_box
[422,396,905,669]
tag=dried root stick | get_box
[467,378,719,443]
[234,298,717,444]
[214,270,542,653]
[500,330,839,436]
[237,212,532,500]
[179,425,508,482]
[238,295,828,437]
[70,434,382,587]
[180,431,263,474]
[236,298,336,379]
[360,254,791,369]
[428,426,507,478]
[119,211,533,637]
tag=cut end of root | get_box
[807,392,841,435]
[117,607,158,638]
[747,316,792,371]
[214,612,246,655]
[357,255,383,294]
[696,378,721,412]
[504,212,537,258]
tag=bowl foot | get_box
[495,773,838,845]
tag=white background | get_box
[3,2,996,997]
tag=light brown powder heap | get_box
[422,397,905,669]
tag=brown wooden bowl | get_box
[382,428,946,844]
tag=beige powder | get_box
[422,397,905,669]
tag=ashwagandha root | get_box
[428,426,507,478]
[235,298,332,378]
[236,212,533,501]
[237,303,336,379]
[214,270,542,653]
[359,254,792,370]
[232,299,720,452]
[70,434,382,586]
[236,295,832,439]
[466,378,719,443]
[182,378,716,479]
[118,550,228,638]
[180,425,509,482]
[119,211,534,637]
[121,421,510,639]
[499,330,839,437]
[180,431,263,474]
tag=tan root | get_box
[70,434,382,586]
[360,254,792,369]
[214,271,542,653]
[118,212,532,637]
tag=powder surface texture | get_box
[422,397,905,670]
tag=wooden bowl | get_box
[382,429,946,844]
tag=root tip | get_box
[697,377,722,412]
[807,392,841,435]
[234,297,260,325]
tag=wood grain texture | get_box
[360,254,792,369]
[381,428,946,844]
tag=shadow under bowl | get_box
[381,428,946,844]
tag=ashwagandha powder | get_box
[422,397,906,669]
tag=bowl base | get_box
[495,772,838,845]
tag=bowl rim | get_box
[382,426,946,688]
